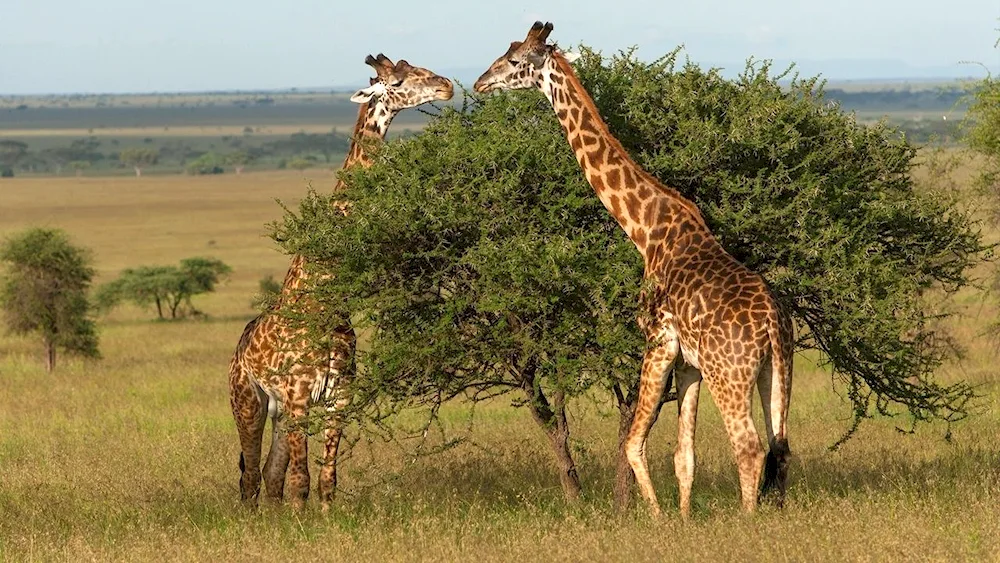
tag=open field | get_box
[0,165,998,561]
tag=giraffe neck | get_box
[275,101,397,301]
[538,54,710,262]
[336,99,396,189]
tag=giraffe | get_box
[229,54,453,511]
[474,22,794,518]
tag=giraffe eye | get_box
[390,79,403,87]
[507,59,518,67]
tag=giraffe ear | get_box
[350,82,387,104]
[526,51,547,69]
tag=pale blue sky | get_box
[2,0,998,94]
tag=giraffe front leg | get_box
[318,386,349,512]
[318,327,355,513]
[317,383,349,512]
[285,427,310,510]
[318,423,343,512]
[624,335,679,517]
[282,398,311,510]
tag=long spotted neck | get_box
[538,54,709,261]
[336,99,396,190]
[274,99,396,304]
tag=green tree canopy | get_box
[97,257,232,320]
[0,228,99,371]
[118,148,158,176]
[275,47,988,501]
[186,152,225,175]
[964,36,1000,334]
[224,150,255,174]
[965,57,1000,210]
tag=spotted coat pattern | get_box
[475,22,794,518]
[229,55,453,510]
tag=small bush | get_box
[185,153,225,175]
[250,274,282,311]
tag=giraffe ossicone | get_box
[229,54,452,511]
[475,21,794,519]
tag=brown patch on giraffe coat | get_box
[632,229,648,248]
[606,168,622,191]
[623,192,642,223]
[610,194,623,217]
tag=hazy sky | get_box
[2,0,998,94]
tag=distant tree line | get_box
[826,86,969,112]
[0,131,351,177]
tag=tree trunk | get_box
[134,166,142,177]
[613,382,639,512]
[520,363,582,501]
[154,297,164,319]
[235,165,244,175]
[44,339,56,373]
[612,371,676,512]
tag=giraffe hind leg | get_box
[758,352,792,506]
[705,366,765,513]
[262,391,291,502]
[231,368,267,506]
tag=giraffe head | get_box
[474,21,576,93]
[350,54,454,111]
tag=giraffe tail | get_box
[760,305,792,505]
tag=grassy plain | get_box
[0,162,998,562]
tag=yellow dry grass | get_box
[0,163,998,562]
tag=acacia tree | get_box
[276,47,987,507]
[118,148,158,177]
[0,140,28,171]
[964,37,1000,334]
[225,150,254,174]
[97,257,231,319]
[69,160,91,176]
[0,228,100,372]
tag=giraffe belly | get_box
[258,382,282,419]
[678,341,701,371]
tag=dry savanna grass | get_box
[0,162,998,562]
